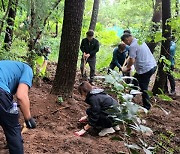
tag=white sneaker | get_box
[113,125,120,131]
[98,127,115,136]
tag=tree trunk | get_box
[1,0,5,12]
[89,0,100,31]
[152,0,171,94]
[175,0,179,17]
[0,0,12,35]
[3,0,18,50]
[51,0,85,99]
[147,0,162,53]
[55,21,58,37]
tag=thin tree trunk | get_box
[89,0,100,31]
[152,0,171,94]
[51,0,85,99]
[175,0,179,17]
[147,0,162,53]
[55,21,58,37]
[0,0,12,35]
[3,0,18,50]
[33,0,61,47]
[1,0,5,12]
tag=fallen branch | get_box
[51,106,70,114]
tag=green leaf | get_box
[157,94,173,101]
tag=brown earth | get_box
[0,66,180,154]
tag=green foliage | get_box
[154,130,178,154]
[157,88,173,101]
[103,71,154,153]
[97,30,119,46]
[57,96,63,104]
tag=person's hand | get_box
[86,54,90,58]
[25,117,36,129]
[121,66,131,72]
[78,116,88,123]
[74,129,86,136]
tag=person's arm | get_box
[87,96,101,127]
[80,39,86,53]
[16,83,36,129]
[113,49,121,68]
[89,39,100,56]
[16,83,31,120]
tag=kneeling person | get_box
[75,81,120,137]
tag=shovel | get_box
[82,56,88,81]
[21,122,29,134]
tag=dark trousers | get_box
[133,66,157,110]
[80,56,96,81]
[0,88,23,154]
[164,66,175,93]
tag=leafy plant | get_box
[103,70,155,154]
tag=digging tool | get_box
[21,122,29,134]
[82,56,88,81]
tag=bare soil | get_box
[0,66,180,154]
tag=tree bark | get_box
[147,0,162,53]
[3,0,18,50]
[1,0,5,12]
[0,0,12,35]
[51,0,85,99]
[89,0,100,31]
[152,0,171,94]
[175,0,179,17]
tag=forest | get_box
[0,0,180,153]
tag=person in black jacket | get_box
[80,30,100,84]
[74,81,120,137]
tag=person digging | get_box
[74,81,120,137]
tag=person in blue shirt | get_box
[108,43,129,74]
[0,60,36,154]
[164,36,176,95]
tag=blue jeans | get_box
[133,66,157,110]
[0,88,23,154]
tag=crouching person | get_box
[0,60,36,154]
[74,81,120,137]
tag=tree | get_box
[152,0,171,94]
[0,0,12,35]
[89,0,100,31]
[4,0,18,50]
[51,0,85,99]
[147,0,162,53]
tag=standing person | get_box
[74,81,120,137]
[34,46,51,86]
[121,33,157,110]
[108,43,129,74]
[0,60,36,154]
[80,30,100,84]
[164,36,176,95]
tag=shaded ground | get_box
[0,67,180,154]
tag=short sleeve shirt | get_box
[129,38,157,74]
[0,60,33,94]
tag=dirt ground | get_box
[0,67,180,154]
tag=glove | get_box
[25,117,36,129]
[74,129,86,136]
